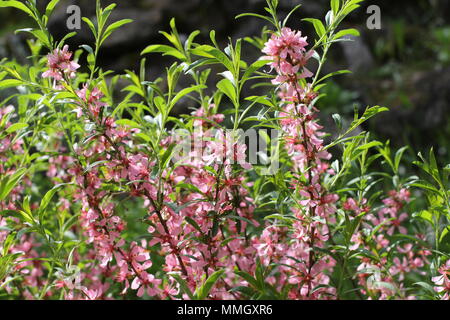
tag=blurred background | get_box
[1,0,449,169]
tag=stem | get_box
[38,260,55,299]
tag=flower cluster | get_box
[1,2,447,300]
[37,46,261,299]
[345,190,431,299]
[432,260,450,300]
[42,45,80,81]
[262,27,314,83]
[366,189,411,235]
[257,27,339,299]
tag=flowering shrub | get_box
[0,0,449,300]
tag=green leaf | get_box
[194,269,225,299]
[334,28,360,40]
[135,132,152,143]
[217,78,236,103]
[428,148,441,183]
[0,252,22,283]
[348,106,388,133]
[416,210,433,225]
[332,113,343,130]
[80,44,94,55]
[38,183,73,219]
[245,96,275,108]
[160,143,176,169]
[16,29,51,48]
[0,79,22,89]
[411,181,440,195]
[282,4,302,27]
[191,45,234,73]
[356,141,383,151]
[100,4,117,29]
[440,226,450,243]
[326,106,389,150]
[235,13,274,25]
[414,282,436,294]
[170,85,206,110]
[141,44,185,60]
[316,70,351,85]
[241,59,270,85]
[235,270,259,289]
[184,30,200,53]
[0,168,27,201]
[6,123,28,134]
[175,183,204,195]
[82,17,97,38]
[169,273,194,299]
[303,18,326,39]
[331,0,340,15]
[341,0,364,16]
[0,1,34,17]
[394,146,409,172]
[102,19,133,44]
[45,0,60,18]
[58,32,77,47]
[83,161,110,174]
[185,217,203,234]
[264,214,296,223]
[115,119,141,128]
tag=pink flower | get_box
[131,272,162,297]
[42,45,79,81]
[387,212,408,236]
[390,257,410,281]
[262,27,314,83]
[76,86,107,118]
[81,287,101,300]
[350,232,364,250]
[432,260,450,300]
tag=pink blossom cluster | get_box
[432,260,450,300]
[36,48,260,299]
[257,27,339,299]
[65,100,260,299]
[1,24,445,300]
[42,45,80,81]
[367,189,411,235]
[345,190,431,299]
[66,89,163,299]
[262,27,314,84]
